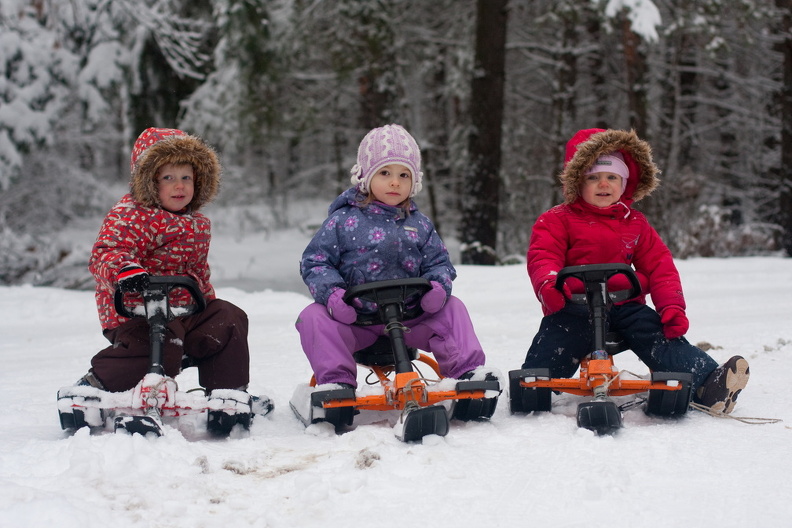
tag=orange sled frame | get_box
[290,279,501,442]
[508,264,693,435]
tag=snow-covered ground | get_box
[1,225,790,527]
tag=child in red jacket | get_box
[523,128,749,414]
[77,128,255,408]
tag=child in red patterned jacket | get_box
[77,128,252,401]
[522,128,749,414]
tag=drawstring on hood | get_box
[129,127,221,211]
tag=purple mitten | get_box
[420,281,447,314]
[326,288,357,324]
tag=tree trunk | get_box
[776,0,792,256]
[621,15,649,138]
[460,0,508,265]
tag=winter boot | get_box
[206,389,253,435]
[251,394,275,417]
[75,370,105,390]
[696,356,750,414]
[310,383,356,429]
[59,371,106,430]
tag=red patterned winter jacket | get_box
[89,194,216,330]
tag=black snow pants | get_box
[522,301,719,389]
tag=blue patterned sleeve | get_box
[417,215,456,296]
[300,214,348,305]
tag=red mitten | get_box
[661,307,689,339]
[539,280,570,314]
[607,270,649,298]
[420,281,447,314]
[326,289,357,324]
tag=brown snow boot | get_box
[696,356,750,414]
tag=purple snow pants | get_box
[295,296,486,387]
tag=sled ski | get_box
[57,276,272,436]
[58,381,273,436]
[290,278,501,442]
[509,264,693,435]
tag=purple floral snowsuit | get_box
[296,188,485,386]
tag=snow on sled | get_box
[289,278,502,442]
[57,276,272,437]
[509,264,693,435]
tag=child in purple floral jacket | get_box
[295,124,496,391]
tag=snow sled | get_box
[57,276,272,437]
[289,278,501,442]
[508,264,693,435]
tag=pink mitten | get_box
[660,307,689,339]
[420,281,447,314]
[326,289,357,324]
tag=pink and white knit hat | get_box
[585,152,630,193]
[349,124,423,197]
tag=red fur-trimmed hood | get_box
[129,127,220,211]
[560,128,660,205]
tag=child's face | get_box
[580,171,622,208]
[157,163,195,212]
[369,164,412,206]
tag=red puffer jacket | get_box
[528,200,685,316]
[89,194,216,330]
[527,128,686,316]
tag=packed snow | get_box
[1,225,791,527]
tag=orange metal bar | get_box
[320,388,491,411]
[310,350,486,411]
[518,355,683,396]
[520,378,682,397]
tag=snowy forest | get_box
[2,0,792,288]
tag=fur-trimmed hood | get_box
[129,127,220,211]
[560,128,660,205]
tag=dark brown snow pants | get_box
[90,299,250,392]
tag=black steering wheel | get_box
[343,278,432,325]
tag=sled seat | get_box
[353,336,419,367]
